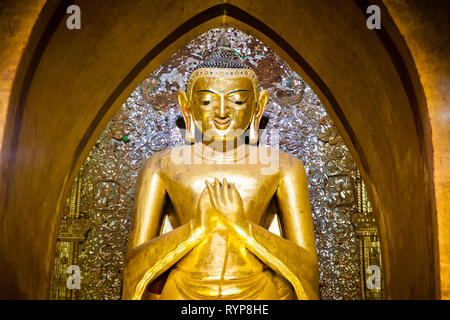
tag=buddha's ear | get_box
[177,90,195,143]
[250,90,268,144]
[177,90,190,117]
[255,89,268,120]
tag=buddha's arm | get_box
[126,157,166,254]
[122,157,205,299]
[122,221,205,299]
[274,158,319,299]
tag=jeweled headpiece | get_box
[186,34,260,98]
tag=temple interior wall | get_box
[0,0,448,299]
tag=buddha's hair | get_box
[186,33,259,99]
[193,34,251,70]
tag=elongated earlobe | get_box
[250,90,268,144]
[249,115,259,144]
[184,116,195,143]
[177,90,195,143]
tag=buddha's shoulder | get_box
[139,145,189,170]
[249,145,306,171]
[139,144,306,173]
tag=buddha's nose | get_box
[217,95,227,118]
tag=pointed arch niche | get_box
[50,26,382,300]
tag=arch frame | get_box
[0,0,436,299]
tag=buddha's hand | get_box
[193,186,214,232]
[205,178,251,235]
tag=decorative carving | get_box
[351,171,384,299]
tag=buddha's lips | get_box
[214,117,232,130]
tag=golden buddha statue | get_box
[122,35,319,300]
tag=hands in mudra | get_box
[195,178,250,234]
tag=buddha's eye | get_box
[228,94,248,106]
[195,93,215,107]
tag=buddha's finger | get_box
[214,178,222,205]
[223,178,230,203]
[202,180,212,202]
[197,187,211,226]
[206,181,219,209]
[218,180,227,207]
[230,184,236,202]
[201,182,210,195]
[198,185,208,203]
[230,184,240,203]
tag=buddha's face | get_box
[178,77,268,143]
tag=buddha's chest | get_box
[160,164,280,223]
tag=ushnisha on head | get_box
[177,34,268,144]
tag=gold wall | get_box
[0,0,448,299]
[383,0,450,299]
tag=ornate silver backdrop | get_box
[51,27,381,300]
